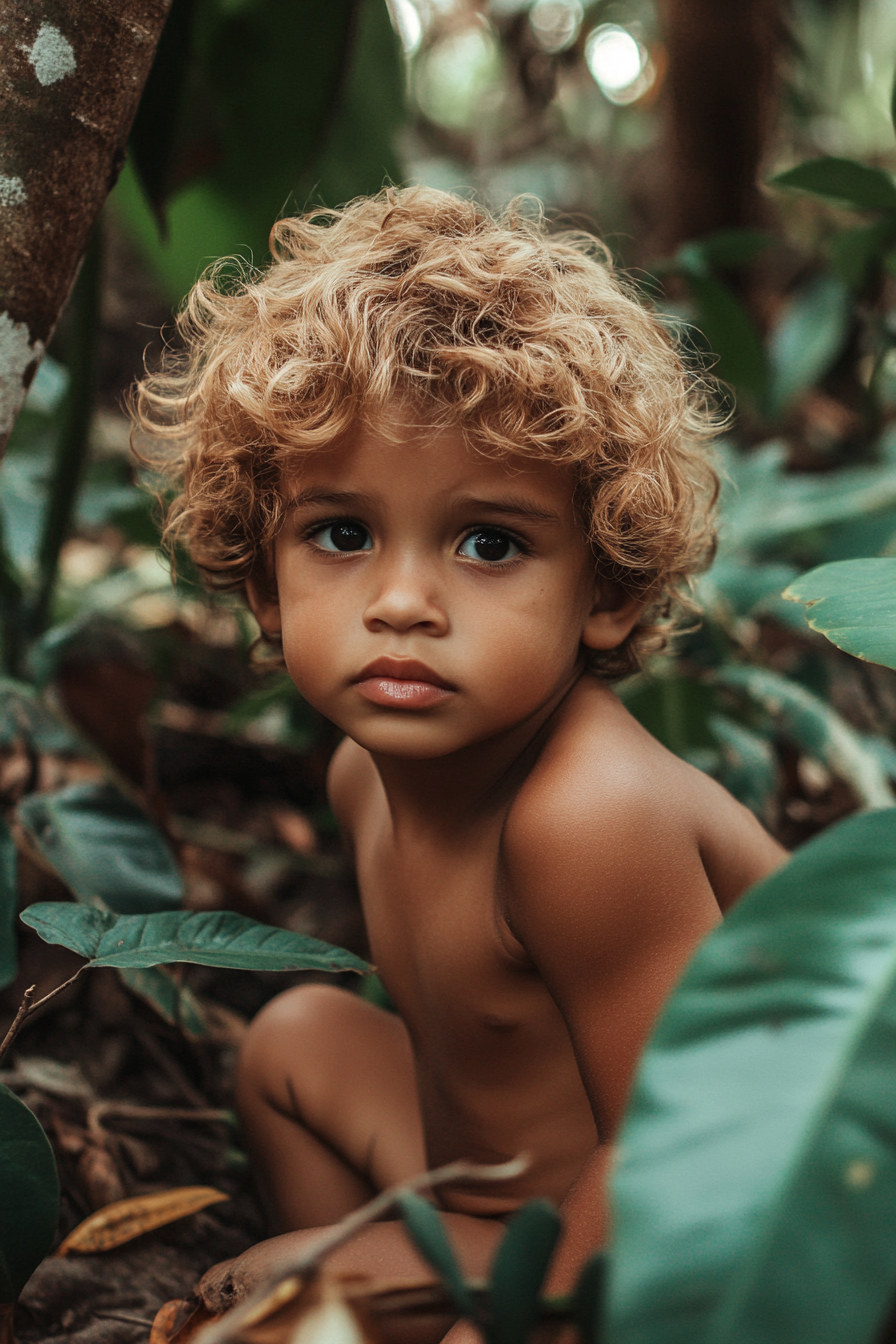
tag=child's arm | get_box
[502,761,778,1287]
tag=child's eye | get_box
[310,521,372,553]
[457,528,522,563]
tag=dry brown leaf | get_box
[56,1185,230,1255]
[150,1297,220,1344]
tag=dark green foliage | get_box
[0,817,16,991]
[113,0,406,302]
[607,808,896,1344]
[17,782,184,915]
[487,1199,562,1344]
[0,1085,59,1303]
[766,273,852,416]
[396,1189,477,1318]
[574,1255,606,1344]
[770,156,896,212]
[784,558,896,669]
[20,903,370,974]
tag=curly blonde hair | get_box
[132,186,721,677]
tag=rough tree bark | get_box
[659,0,784,251]
[0,0,172,456]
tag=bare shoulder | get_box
[504,676,787,915]
[326,735,379,842]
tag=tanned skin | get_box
[197,405,786,1339]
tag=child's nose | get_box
[362,556,448,635]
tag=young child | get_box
[134,188,786,1337]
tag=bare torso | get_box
[333,674,785,1217]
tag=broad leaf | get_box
[396,1191,476,1318]
[20,903,369,974]
[716,442,896,554]
[692,230,773,269]
[0,1085,59,1302]
[827,219,896,291]
[17,782,183,915]
[770,156,896,212]
[574,1255,606,1344]
[0,817,17,991]
[783,558,896,670]
[488,1200,562,1344]
[117,965,211,1039]
[709,715,777,818]
[607,808,896,1344]
[686,274,767,400]
[715,665,895,810]
[767,274,851,417]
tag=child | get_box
[134,189,786,1337]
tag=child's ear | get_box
[245,568,281,636]
[581,578,644,651]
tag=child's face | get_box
[249,404,640,760]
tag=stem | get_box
[30,225,103,637]
[0,965,87,1066]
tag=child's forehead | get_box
[280,410,580,514]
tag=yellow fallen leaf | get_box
[56,1185,230,1255]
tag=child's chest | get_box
[351,815,561,1053]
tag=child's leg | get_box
[235,982,427,1231]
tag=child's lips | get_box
[353,658,456,709]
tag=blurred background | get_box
[3,3,896,1331]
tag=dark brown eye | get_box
[459,529,520,562]
[314,522,372,552]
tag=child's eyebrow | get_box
[453,495,563,526]
[285,488,371,512]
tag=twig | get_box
[196,1156,530,1344]
[0,964,88,1066]
[87,1100,233,1138]
[93,1311,156,1327]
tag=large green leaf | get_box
[0,1085,59,1302]
[686,274,768,400]
[766,274,852,417]
[16,782,183,915]
[117,964,210,1039]
[715,665,895,810]
[709,715,777,818]
[770,157,896,212]
[783,559,896,670]
[112,0,405,303]
[716,443,896,554]
[607,807,896,1344]
[0,816,17,991]
[396,1190,476,1318]
[488,1199,562,1344]
[20,903,369,974]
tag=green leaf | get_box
[622,677,719,758]
[0,1085,59,1302]
[116,964,210,1039]
[16,782,183,915]
[0,678,79,754]
[716,442,896,554]
[709,715,777,817]
[690,230,773,270]
[573,1255,606,1344]
[0,817,17,991]
[111,0,405,304]
[783,559,896,670]
[488,1200,562,1344]
[19,903,370,974]
[128,0,198,224]
[396,1190,476,1318]
[607,807,896,1344]
[827,219,896,291]
[715,665,895,810]
[767,274,852,417]
[770,157,896,212]
[687,274,768,400]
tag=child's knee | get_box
[235,983,355,1103]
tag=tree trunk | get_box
[0,0,171,455]
[659,0,784,251]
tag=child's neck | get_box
[369,670,582,838]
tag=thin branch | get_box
[87,1100,233,1137]
[0,963,87,1065]
[196,1156,530,1344]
